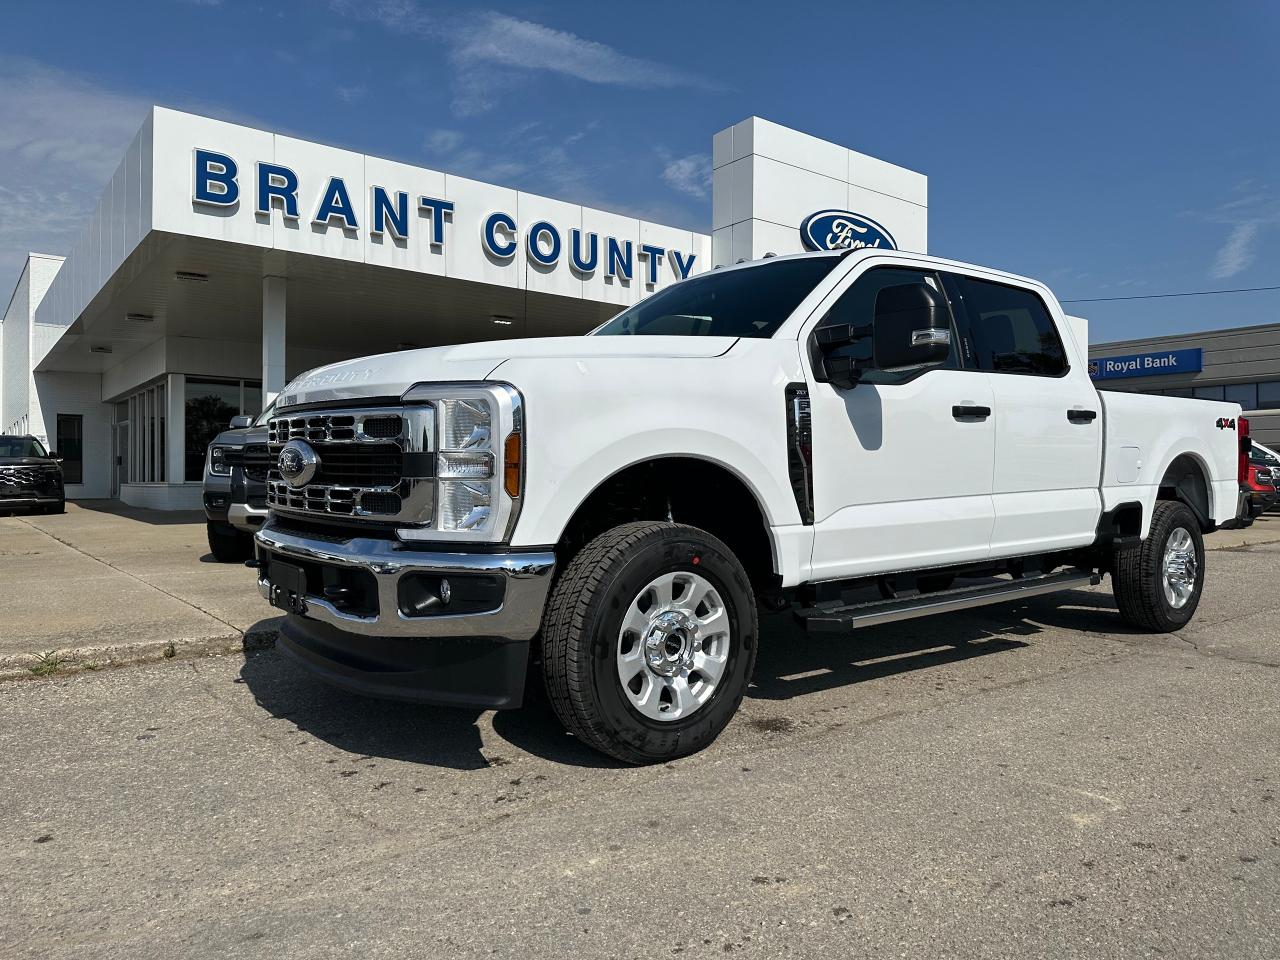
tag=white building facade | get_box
[1,110,926,507]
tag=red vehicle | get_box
[1247,440,1279,513]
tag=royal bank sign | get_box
[191,149,698,285]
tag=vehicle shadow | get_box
[68,499,206,525]
[236,587,1130,770]
[747,587,1127,701]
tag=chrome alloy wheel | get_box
[1162,527,1198,609]
[616,571,731,722]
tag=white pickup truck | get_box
[255,249,1256,763]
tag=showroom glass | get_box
[950,274,1067,376]
[1224,383,1257,409]
[593,256,842,338]
[185,379,241,481]
[815,267,960,384]
[0,436,48,458]
[56,414,84,484]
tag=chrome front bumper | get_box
[254,522,555,640]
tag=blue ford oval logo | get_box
[800,210,897,252]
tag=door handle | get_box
[1067,408,1098,423]
[952,405,992,420]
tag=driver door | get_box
[805,265,996,580]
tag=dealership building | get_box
[1,108,927,507]
[1089,324,1280,446]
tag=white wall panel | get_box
[580,209,641,307]
[710,116,928,263]
[638,221,695,293]
[363,155,448,276]
[518,191,583,300]
[444,175,520,289]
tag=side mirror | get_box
[229,415,254,429]
[872,283,952,371]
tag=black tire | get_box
[207,521,252,563]
[1113,500,1205,632]
[42,500,65,515]
[541,522,758,765]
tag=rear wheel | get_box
[207,521,253,563]
[1113,500,1204,632]
[541,522,758,764]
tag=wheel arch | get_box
[1158,451,1214,531]
[554,455,779,591]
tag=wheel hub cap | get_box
[643,611,698,677]
[1162,527,1198,609]
[616,571,732,722]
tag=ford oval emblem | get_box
[800,210,897,253]
[278,440,320,489]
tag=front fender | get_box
[498,343,804,550]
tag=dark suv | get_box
[203,407,273,562]
[0,435,65,514]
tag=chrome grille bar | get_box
[266,406,433,525]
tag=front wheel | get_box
[541,522,758,764]
[1112,500,1205,632]
[207,521,253,563]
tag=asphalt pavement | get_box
[2,533,1278,958]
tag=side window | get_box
[815,267,961,384]
[950,274,1067,376]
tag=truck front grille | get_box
[0,466,55,494]
[266,407,432,524]
[242,444,273,482]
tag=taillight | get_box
[1238,417,1251,485]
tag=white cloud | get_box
[451,13,721,91]
[336,83,368,103]
[329,2,723,115]
[0,57,151,287]
[1211,221,1260,279]
[424,128,464,154]
[662,153,711,200]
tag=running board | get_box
[795,570,1101,634]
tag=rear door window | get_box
[949,274,1067,376]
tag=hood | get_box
[0,457,57,467]
[210,425,269,447]
[279,335,738,408]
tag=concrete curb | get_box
[0,627,279,682]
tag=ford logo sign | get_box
[800,210,897,253]
[278,439,320,489]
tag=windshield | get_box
[0,436,48,458]
[593,256,842,338]
[253,399,277,427]
[1252,443,1280,467]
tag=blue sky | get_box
[2,0,1276,342]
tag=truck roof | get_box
[710,247,1051,295]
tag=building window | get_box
[118,382,166,484]
[1258,381,1280,410]
[1224,383,1257,410]
[1193,385,1225,401]
[184,378,262,481]
[56,415,84,484]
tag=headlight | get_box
[399,382,524,542]
[207,444,232,476]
